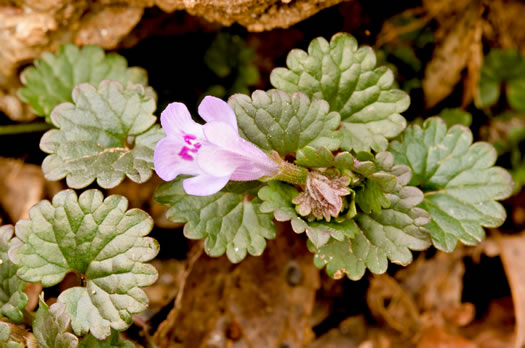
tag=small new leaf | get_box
[311,165,431,280]
[0,226,27,323]
[0,322,23,348]
[78,331,134,348]
[10,190,159,340]
[271,33,409,152]
[354,152,397,215]
[19,44,150,120]
[154,178,275,263]
[390,117,513,251]
[40,81,165,189]
[295,146,335,168]
[33,298,79,348]
[228,89,341,155]
[258,181,358,248]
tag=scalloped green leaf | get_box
[9,190,159,340]
[0,226,27,323]
[354,152,397,215]
[0,322,23,348]
[270,33,409,152]
[19,44,150,120]
[228,89,341,155]
[475,49,525,111]
[295,146,335,168]
[258,181,358,248]
[310,165,431,280]
[40,81,164,189]
[389,117,513,251]
[33,298,79,348]
[154,178,275,263]
[78,331,134,348]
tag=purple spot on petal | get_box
[178,147,194,161]
[184,134,197,145]
[178,134,202,161]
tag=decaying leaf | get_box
[153,225,319,347]
[498,232,525,348]
[0,158,45,222]
[423,1,483,108]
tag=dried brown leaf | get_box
[395,251,469,321]
[423,2,483,108]
[367,274,422,337]
[154,224,320,348]
[498,233,525,348]
[418,326,476,348]
[486,0,525,56]
[0,158,45,222]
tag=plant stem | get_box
[0,122,52,135]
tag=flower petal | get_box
[202,122,279,179]
[154,137,202,181]
[196,145,239,177]
[198,96,238,132]
[161,102,203,138]
[183,174,230,196]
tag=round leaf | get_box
[154,179,275,263]
[390,117,513,251]
[18,44,150,120]
[271,33,409,152]
[10,190,159,340]
[40,81,164,189]
[228,89,341,155]
[0,226,27,323]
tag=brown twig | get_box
[152,240,205,347]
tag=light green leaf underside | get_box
[154,178,276,263]
[310,165,431,280]
[270,33,409,152]
[389,117,513,251]
[40,81,164,189]
[258,181,359,249]
[228,89,341,155]
[18,44,150,119]
[10,190,159,340]
[0,226,27,324]
[33,299,79,348]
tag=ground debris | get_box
[0,157,45,223]
[152,223,320,348]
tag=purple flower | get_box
[154,96,279,196]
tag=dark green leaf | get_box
[228,89,341,155]
[33,297,79,348]
[0,226,27,323]
[438,108,472,128]
[78,330,134,348]
[390,117,513,251]
[475,49,525,111]
[295,146,335,168]
[311,165,431,280]
[19,44,150,120]
[10,190,159,340]
[40,81,164,189]
[271,33,409,152]
[154,178,275,263]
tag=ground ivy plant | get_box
[4,33,513,344]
